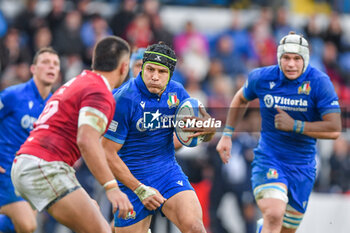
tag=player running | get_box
[217,31,341,233]
[102,42,215,233]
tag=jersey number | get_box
[36,100,59,125]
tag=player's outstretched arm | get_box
[77,125,133,218]
[216,88,250,164]
[102,137,167,210]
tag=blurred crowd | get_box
[1,0,350,232]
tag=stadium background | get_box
[1,0,350,232]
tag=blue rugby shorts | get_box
[114,163,194,227]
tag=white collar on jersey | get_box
[95,72,112,91]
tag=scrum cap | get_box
[142,42,177,77]
[277,31,309,73]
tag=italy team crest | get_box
[266,168,279,179]
[125,210,136,220]
[298,81,311,95]
[167,93,180,108]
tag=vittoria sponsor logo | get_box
[263,94,308,111]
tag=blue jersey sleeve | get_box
[104,93,134,144]
[0,89,14,120]
[242,68,260,101]
[315,76,341,116]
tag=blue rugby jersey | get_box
[104,74,190,177]
[243,65,340,164]
[0,79,52,173]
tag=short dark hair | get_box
[92,36,130,71]
[32,47,59,64]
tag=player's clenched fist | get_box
[274,108,294,132]
[134,183,167,210]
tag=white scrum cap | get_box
[277,31,309,73]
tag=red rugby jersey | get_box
[18,70,115,166]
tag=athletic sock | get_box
[0,214,15,233]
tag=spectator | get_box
[0,28,31,76]
[125,13,154,49]
[174,20,209,58]
[32,26,53,54]
[0,61,31,89]
[53,10,84,57]
[174,21,210,82]
[12,0,45,48]
[329,135,350,193]
[109,0,137,39]
[81,14,113,65]
[211,34,247,78]
[151,14,174,47]
[249,20,277,66]
[272,7,296,41]
[218,10,257,69]
[210,109,260,233]
[46,0,67,34]
[322,12,344,52]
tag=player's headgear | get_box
[142,42,177,77]
[277,31,309,73]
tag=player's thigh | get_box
[47,188,110,233]
[162,190,204,231]
[115,215,152,233]
[0,201,37,232]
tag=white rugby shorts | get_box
[11,154,81,211]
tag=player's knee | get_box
[88,221,111,233]
[180,218,206,233]
[263,208,285,227]
[16,219,37,233]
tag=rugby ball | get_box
[174,97,206,147]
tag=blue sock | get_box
[0,214,15,233]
